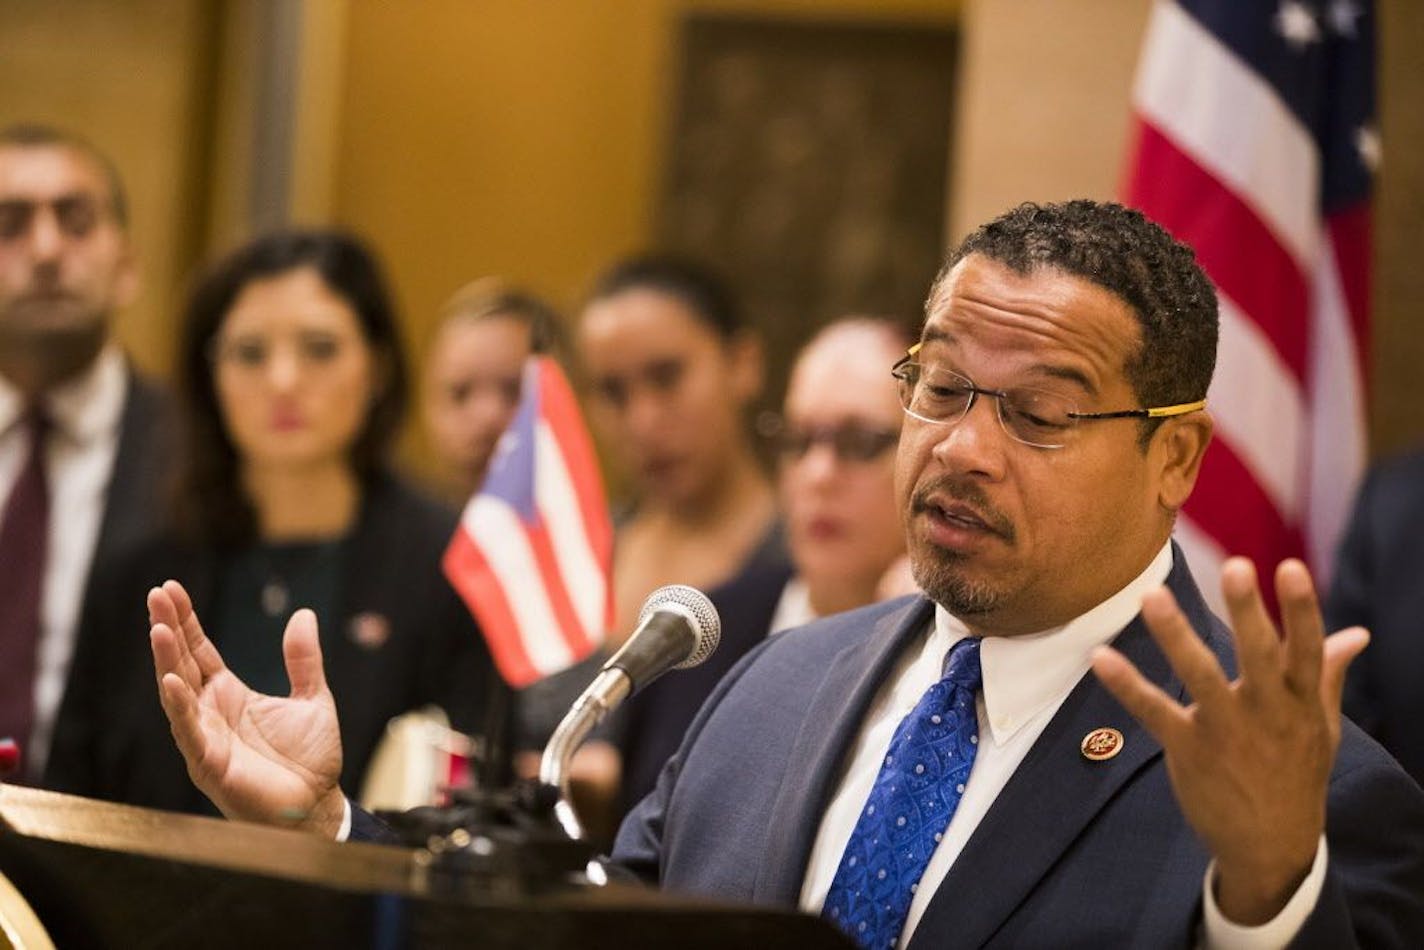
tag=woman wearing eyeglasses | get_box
[47,230,505,813]
[767,317,917,633]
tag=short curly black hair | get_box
[935,200,1218,443]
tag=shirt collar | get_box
[770,576,818,635]
[932,541,1174,746]
[0,345,128,444]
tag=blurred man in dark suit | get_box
[0,123,169,781]
[1327,449,1424,788]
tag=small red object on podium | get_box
[0,737,21,775]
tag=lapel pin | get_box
[1081,727,1124,762]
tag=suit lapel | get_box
[908,554,1216,949]
[753,597,936,903]
[91,371,169,566]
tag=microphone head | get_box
[637,584,720,670]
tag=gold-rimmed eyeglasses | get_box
[890,344,1206,449]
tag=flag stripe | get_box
[1211,294,1307,519]
[1326,206,1372,363]
[1304,230,1369,585]
[535,358,615,630]
[523,516,595,662]
[1133,0,1319,268]
[539,359,616,565]
[1127,121,1311,381]
[462,496,575,674]
[535,423,605,652]
[1186,436,1306,572]
[442,529,540,688]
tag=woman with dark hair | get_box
[580,255,787,649]
[47,230,505,813]
[574,254,792,824]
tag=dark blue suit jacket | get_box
[611,549,1424,948]
[1326,449,1424,788]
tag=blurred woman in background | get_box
[767,317,914,633]
[576,254,791,821]
[579,255,787,642]
[422,279,567,504]
[48,230,506,812]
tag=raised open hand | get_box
[148,579,346,837]
[1092,558,1369,925]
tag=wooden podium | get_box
[0,785,852,949]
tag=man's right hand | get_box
[148,579,346,838]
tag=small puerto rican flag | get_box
[443,356,613,688]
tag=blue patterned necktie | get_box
[822,636,983,950]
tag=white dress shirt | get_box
[0,345,127,776]
[797,541,1326,949]
[769,576,817,636]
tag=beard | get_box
[1,293,107,348]
[4,287,97,322]
[910,545,1006,615]
[0,296,110,388]
[906,474,1017,616]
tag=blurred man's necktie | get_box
[0,409,50,775]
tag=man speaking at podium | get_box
[147,201,1424,947]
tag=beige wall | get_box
[1370,0,1424,455]
[0,0,219,378]
[950,0,1151,238]
[332,0,960,315]
[328,0,962,475]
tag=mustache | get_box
[911,476,1016,542]
[16,274,71,302]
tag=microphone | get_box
[539,585,720,839]
[603,584,721,691]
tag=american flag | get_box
[1124,0,1377,610]
[443,356,614,688]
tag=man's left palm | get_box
[1092,557,1369,925]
